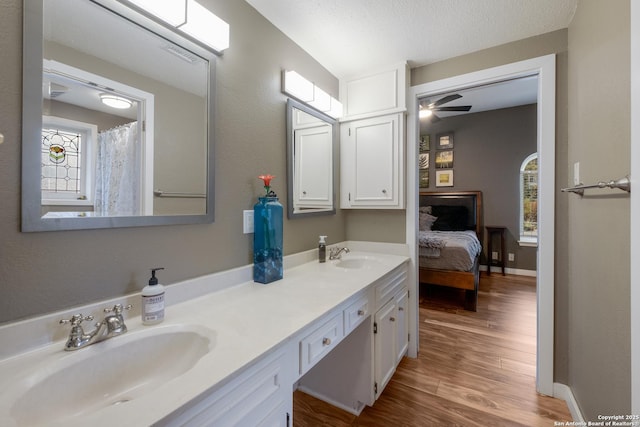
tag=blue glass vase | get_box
[253,195,283,283]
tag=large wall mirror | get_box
[22,0,215,231]
[286,98,337,218]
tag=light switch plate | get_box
[243,210,254,234]
[573,162,580,186]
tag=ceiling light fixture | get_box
[282,70,343,119]
[126,0,229,53]
[419,107,433,119]
[100,94,133,109]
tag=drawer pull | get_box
[390,317,396,322]
[357,309,365,316]
[322,337,331,346]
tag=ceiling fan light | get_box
[419,109,433,119]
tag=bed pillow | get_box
[419,212,437,231]
[419,206,432,215]
[431,205,468,231]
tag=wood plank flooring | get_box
[293,273,573,426]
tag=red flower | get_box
[258,174,274,187]
[258,174,275,195]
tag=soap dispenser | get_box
[319,236,327,263]
[142,267,165,325]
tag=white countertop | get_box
[0,244,408,427]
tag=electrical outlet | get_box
[508,253,515,262]
[492,251,498,260]
[243,210,254,234]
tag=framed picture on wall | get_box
[436,131,454,149]
[419,153,429,169]
[436,170,454,187]
[419,169,429,188]
[419,134,430,152]
[435,150,453,168]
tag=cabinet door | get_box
[374,299,397,398]
[341,114,403,208]
[294,124,333,209]
[394,289,409,363]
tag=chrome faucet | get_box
[59,304,132,351]
[103,304,132,338]
[329,246,350,260]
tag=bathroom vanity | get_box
[0,242,409,426]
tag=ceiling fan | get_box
[419,94,472,122]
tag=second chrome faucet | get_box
[329,246,350,260]
[59,304,132,351]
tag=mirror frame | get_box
[22,0,216,232]
[286,98,338,219]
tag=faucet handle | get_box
[104,304,132,315]
[59,314,94,327]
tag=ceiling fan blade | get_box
[436,105,472,112]
[433,94,462,107]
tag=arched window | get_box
[520,153,538,246]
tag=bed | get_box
[418,191,483,311]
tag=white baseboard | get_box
[554,382,584,422]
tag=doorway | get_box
[405,55,556,396]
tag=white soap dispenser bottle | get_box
[319,235,327,263]
[142,267,165,325]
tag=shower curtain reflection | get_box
[95,122,140,216]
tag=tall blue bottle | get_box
[253,194,283,283]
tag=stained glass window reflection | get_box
[41,128,82,194]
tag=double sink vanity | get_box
[0,242,409,426]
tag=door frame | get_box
[630,0,639,414]
[405,54,556,396]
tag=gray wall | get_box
[411,29,571,386]
[0,0,345,324]
[423,104,538,271]
[568,0,630,418]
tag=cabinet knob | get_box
[390,317,396,322]
[302,191,307,195]
[382,189,387,194]
[357,309,365,316]
[322,337,331,346]
[398,307,404,312]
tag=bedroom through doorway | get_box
[406,55,556,396]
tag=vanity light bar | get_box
[125,0,229,53]
[282,70,343,119]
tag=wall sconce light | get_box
[282,70,343,119]
[125,0,230,53]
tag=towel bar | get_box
[154,190,206,198]
[561,176,630,196]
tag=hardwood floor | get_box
[293,272,573,426]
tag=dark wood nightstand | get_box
[486,226,507,276]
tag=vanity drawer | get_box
[374,264,408,310]
[344,295,370,335]
[299,312,344,375]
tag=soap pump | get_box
[141,267,165,325]
[319,235,327,263]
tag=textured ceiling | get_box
[245,0,577,79]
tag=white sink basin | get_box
[333,255,375,270]
[10,324,215,426]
